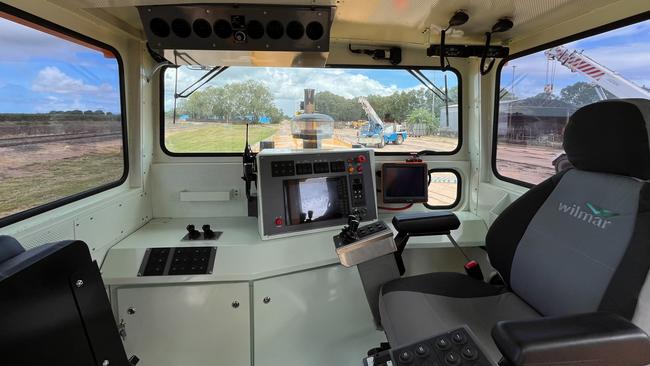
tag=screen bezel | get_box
[381,163,429,203]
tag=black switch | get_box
[461,345,477,360]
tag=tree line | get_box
[0,110,121,122]
[177,80,285,123]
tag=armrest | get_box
[392,211,460,236]
[492,312,650,366]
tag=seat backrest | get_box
[0,237,130,366]
[486,99,650,322]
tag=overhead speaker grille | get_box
[138,4,333,53]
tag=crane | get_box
[356,97,407,147]
[544,45,650,99]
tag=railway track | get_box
[0,132,121,148]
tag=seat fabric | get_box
[379,273,540,363]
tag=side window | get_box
[426,170,461,208]
[0,11,127,224]
[494,19,650,185]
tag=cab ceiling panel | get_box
[138,4,332,52]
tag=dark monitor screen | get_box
[284,176,348,225]
[382,163,428,203]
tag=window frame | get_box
[491,10,650,187]
[158,64,463,157]
[423,168,462,210]
[0,3,129,228]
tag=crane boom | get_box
[544,45,650,99]
[357,97,384,129]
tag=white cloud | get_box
[32,66,113,94]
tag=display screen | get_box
[284,177,348,225]
[382,164,428,203]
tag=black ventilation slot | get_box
[286,21,304,40]
[192,19,212,38]
[171,18,191,38]
[139,4,332,52]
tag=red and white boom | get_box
[544,45,650,99]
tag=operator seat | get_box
[379,99,650,362]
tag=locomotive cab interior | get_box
[2,1,650,366]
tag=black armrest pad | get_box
[492,312,650,366]
[392,211,460,235]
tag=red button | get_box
[274,217,283,226]
[357,155,367,163]
[357,166,363,172]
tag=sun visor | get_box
[139,4,332,67]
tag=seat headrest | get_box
[563,99,650,179]
[0,236,24,263]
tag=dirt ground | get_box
[495,142,562,184]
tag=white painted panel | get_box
[117,283,250,366]
[75,190,151,261]
[151,163,247,218]
[254,265,385,366]
[17,220,75,250]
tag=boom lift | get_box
[544,45,650,99]
[356,97,407,148]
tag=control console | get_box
[333,214,396,267]
[388,327,494,366]
[257,149,377,239]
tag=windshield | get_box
[162,66,460,153]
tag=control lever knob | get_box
[186,224,201,240]
[202,224,215,239]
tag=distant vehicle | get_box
[356,97,407,148]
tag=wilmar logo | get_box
[558,202,619,229]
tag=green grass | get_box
[0,152,123,218]
[165,123,279,152]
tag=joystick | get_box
[339,212,362,244]
[186,224,201,240]
[202,224,215,239]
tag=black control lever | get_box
[202,224,215,239]
[339,212,363,244]
[186,224,201,240]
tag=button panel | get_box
[271,160,295,177]
[390,327,493,366]
[330,160,346,172]
[139,246,217,276]
[295,162,313,175]
[313,161,330,174]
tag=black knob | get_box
[436,337,451,350]
[414,344,429,357]
[445,352,460,365]
[202,224,215,239]
[186,224,200,240]
[461,345,477,360]
[451,331,467,345]
[398,350,414,364]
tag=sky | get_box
[501,19,650,99]
[164,66,459,116]
[0,17,121,113]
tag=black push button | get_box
[461,345,477,360]
[445,351,460,365]
[451,331,467,345]
[398,350,414,364]
[436,337,451,350]
[414,344,430,357]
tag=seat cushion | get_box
[379,272,540,363]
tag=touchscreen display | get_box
[284,177,347,225]
[382,164,428,202]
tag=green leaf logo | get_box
[586,202,619,218]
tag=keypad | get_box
[140,247,216,276]
[390,328,492,366]
[271,161,295,177]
